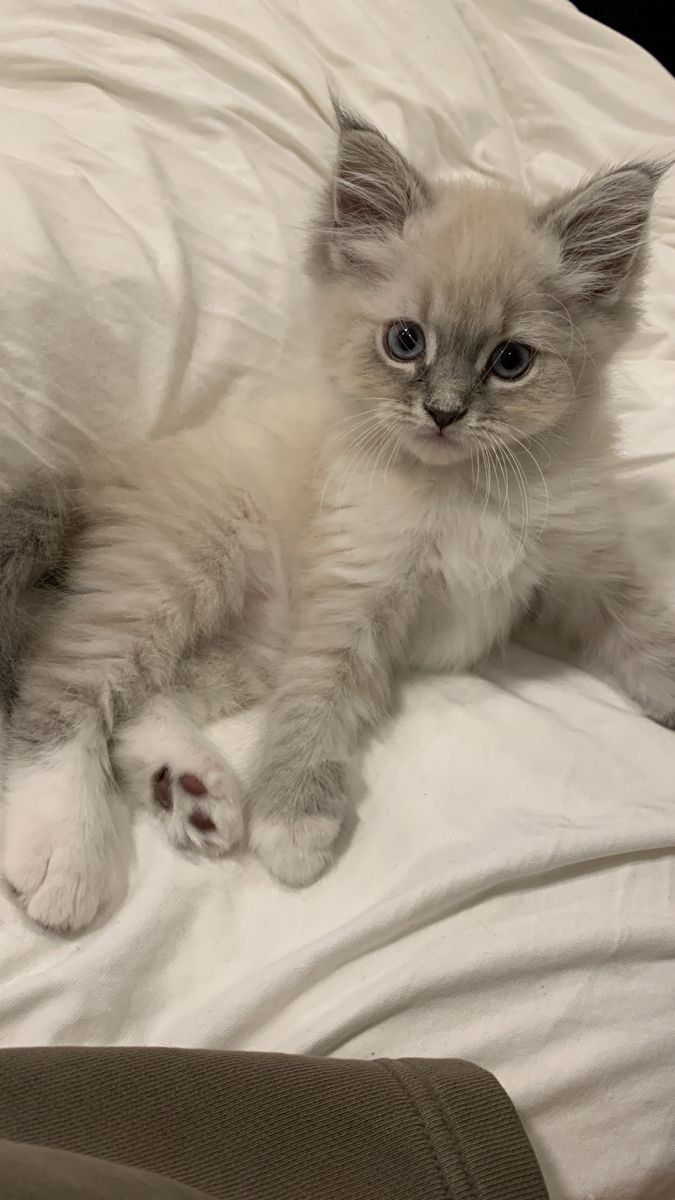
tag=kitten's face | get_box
[312,106,662,471]
[319,185,585,468]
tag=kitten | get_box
[1,105,672,932]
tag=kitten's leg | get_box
[114,696,244,856]
[542,556,675,727]
[1,735,127,932]
[2,474,267,931]
[169,633,276,727]
[249,505,420,887]
[587,584,675,728]
[114,630,277,854]
[0,470,79,711]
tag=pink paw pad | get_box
[179,773,207,797]
[153,767,173,811]
[153,767,214,830]
[188,809,216,833]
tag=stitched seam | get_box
[378,1060,452,1200]
[414,1065,483,1200]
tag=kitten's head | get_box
[310,104,668,468]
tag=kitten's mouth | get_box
[408,426,469,465]
[418,426,458,444]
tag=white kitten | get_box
[2,105,672,930]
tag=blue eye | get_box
[385,320,426,362]
[489,341,533,381]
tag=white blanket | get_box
[1,2,674,1198]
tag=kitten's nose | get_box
[423,402,467,431]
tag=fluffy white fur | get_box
[1,107,672,931]
[2,739,125,929]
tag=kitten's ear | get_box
[538,160,669,303]
[330,101,430,238]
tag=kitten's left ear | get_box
[538,160,670,303]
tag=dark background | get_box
[574,2,672,75]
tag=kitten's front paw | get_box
[250,812,341,886]
[249,761,346,887]
[1,752,123,933]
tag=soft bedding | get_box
[0,2,674,1198]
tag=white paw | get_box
[114,698,245,857]
[153,757,244,856]
[250,813,341,886]
[1,744,123,933]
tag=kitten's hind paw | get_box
[114,697,244,858]
[152,760,244,856]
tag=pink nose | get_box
[423,403,468,431]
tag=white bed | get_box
[1,1,674,1197]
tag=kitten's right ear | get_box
[331,101,430,236]
[310,99,431,277]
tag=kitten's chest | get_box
[409,502,536,671]
[422,501,522,592]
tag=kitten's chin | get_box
[405,429,471,468]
